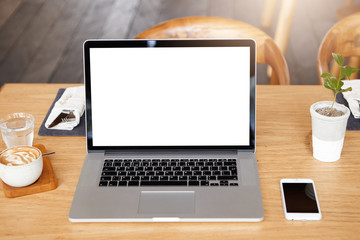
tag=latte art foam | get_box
[0,146,40,166]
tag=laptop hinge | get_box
[103,149,240,157]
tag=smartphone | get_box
[280,179,322,221]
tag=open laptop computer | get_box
[69,39,264,222]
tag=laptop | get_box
[69,39,264,222]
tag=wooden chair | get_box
[317,11,360,84]
[135,16,290,85]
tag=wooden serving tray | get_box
[1,144,58,198]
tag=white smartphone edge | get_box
[280,178,322,221]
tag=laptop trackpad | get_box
[138,191,195,214]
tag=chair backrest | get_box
[135,16,290,85]
[317,11,360,84]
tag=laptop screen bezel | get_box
[84,39,256,151]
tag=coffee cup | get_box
[0,146,43,187]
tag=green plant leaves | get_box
[332,53,344,66]
[320,72,336,80]
[339,87,352,93]
[321,53,358,115]
[339,65,359,80]
[324,78,341,92]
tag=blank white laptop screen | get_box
[89,46,250,146]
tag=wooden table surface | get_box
[0,83,359,240]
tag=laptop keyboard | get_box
[99,158,239,187]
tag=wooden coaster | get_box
[1,144,58,198]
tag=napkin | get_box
[341,80,360,119]
[45,86,85,130]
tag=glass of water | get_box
[0,113,34,148]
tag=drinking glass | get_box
[0,113,34,148]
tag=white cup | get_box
[0,146,43,187]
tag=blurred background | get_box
[0,0,357,87]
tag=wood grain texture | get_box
[0,0,66,85]
[0,83,359,239]
[126,0,166,38]
[49,0,116,84]
[19,0,92,84]
[100,0,140,39]
[0,0,22,29]
[0,0,45,63]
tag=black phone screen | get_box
[282,183,319,213]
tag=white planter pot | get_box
[310,101,350,162]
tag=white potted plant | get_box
[310,53,358,162]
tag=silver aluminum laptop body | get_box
[69,39,263,222]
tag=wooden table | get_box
[0,84,359,240]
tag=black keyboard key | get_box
[145,167,154,171]
[189,181,199,186]
[135,167,144,171]
[150,176,159,181]
[160,176,169,181]
[230,183,239,186]
[126,167,135,171]
[210,183,219,186]
[131,176,140,181]
[212,171,221,176]
[112,176,120,181]
[224,162,237,166]
[218,176,238,180]
[201,181,209,186]
[118,181,127,186]
[102,171,117,176]
[146,171,155,176]
[99,181,108,187]
[198,176,207,181]
[203,171,211,176]
[109,181,118,186]
[165,171,174,176]
[103,167,116,171]
[184,171,193,176]
[209,176,216,180]
[179,176,188,181]
[169,176,178,181]
[155,171,165,176]
[141,176,150,181]
[128,181,139,186]
[222,171,231,175]
[140,181,187,186]
[100,176,111,181]
[122,176,131,181]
